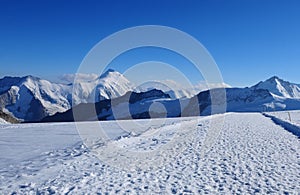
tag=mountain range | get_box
[0,70,133,121]
[0,70,300,123]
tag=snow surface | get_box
[0,112,299,194]
[264,110,300,137]
[266,110,300,126]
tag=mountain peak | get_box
[266,76,283,83]
[106,68,116,73]
[253,76,300,98]
[23,75,40,81]
[99,69,120,79]
[269,75,279,80]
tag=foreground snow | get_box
[0,113,299,193]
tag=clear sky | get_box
[0,0,299,87]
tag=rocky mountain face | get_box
[0,110,19,124]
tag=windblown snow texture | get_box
[0,113,299,193]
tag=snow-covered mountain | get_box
[0,76,71,121]
[183,77,300,116]
[1,73,300,122]
[71,69,134,105]
[42,89,182,122]
[252,76,300,99]
[0,69,229,121]
[134,80,195,99]
[135,79,231,99]
[45,76,300,122]
[0,69,134,121]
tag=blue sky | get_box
[0,0,299,87]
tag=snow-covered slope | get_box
[252,76,300,99]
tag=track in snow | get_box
[0,113,299,194]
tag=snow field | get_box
[0,113,299,194]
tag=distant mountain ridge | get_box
[135,80,230,99]
[42,89,176,122]
[184,76,300,115]
[1,71,300,122]
[43,76,300,122]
